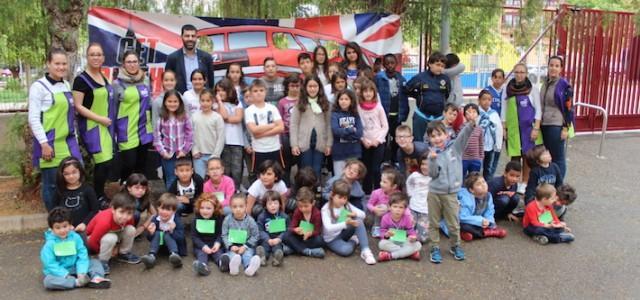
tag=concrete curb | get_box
[0,213,48,233]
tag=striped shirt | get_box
[462,125,484,161]
[153,115,193,156]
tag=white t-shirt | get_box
[223,102,244,146]
[177,179,196,201]
[247,179,288,199]
[324,84,335,104]
[244,103,282,152]
[183,89,201,115]
[406,171,431,214]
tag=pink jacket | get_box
[203,175,236,207]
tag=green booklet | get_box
[390,229,407,243]
[228,229,248,244]
[159,231,165,246]
[196,219,216,234]
[538,211,553,224]
[300,221,314,234]
[53,241,77,256]
[268,218,286,234]
[337,209,350,223]
[213,192,225,203]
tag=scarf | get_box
[359,101,377,111]
[117,67,146,84]
[308,97,322,114]
[506,77,532,98]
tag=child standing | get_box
[375,54,409,163]
[221,194,262,276]
[86,192,140,274]
[406,153,431,242]
[167,158,204,215]
[153,90,193,189]
[191,193,227,276]
[523,183,575,244]
[278,74,302,185]
[203,158,236,215]
[140,194,187,269]
[456,173,507,241]
[54,157,100,231]
[313,45,330,85]
[323,159,367,209]
[425,117,477,264]
[225,63,247,104]
[298,53,314,79]
[255,191,290,267]
[341,42,369,87]
[377,192,422,262]
[367,169,404,238]
[477,90,503,179]
[484,69,506,177]
[41,208,110,290]
[524,145,563,204]
[357,79,389,194]
[152,70,178,133]
[217,78,246,189]
[331,90,363,176]
[321,180,376,264]
[192,89,225,178]
[290,76,333,177]
[282,187,325,258]
[462,103,484,177]
[326,70,347,104]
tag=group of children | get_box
[40,45,579,290]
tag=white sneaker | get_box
[360,249,376,265]
[229,255,241,276]
[244,255,261,277]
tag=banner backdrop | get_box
[88,6,402,95]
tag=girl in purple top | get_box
[378,192,422,262]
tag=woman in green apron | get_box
[113,50,153,182]
[28,48,81,211]
[72,43,116,202]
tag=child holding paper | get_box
[367,168,404,238]
[282,187,325,258]
[377,192,422,262]
[321,180,376,265]
[203,157,236,215]
[255,191,290,267]
[140,194,187,269]
[523,183,574,245]
[41,208,110,290]
[221,194,261,276]
[191,193,227,276]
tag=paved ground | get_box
[1,132,639,299]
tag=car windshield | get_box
[228,31,267,50]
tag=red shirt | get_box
[289,206,323,237]
[522,200,560,228]
[86,208,135,253]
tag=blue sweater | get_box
[441,188,496,235]
[40,230,89,277]
[331,110,363,161]
[406,70,451,119]
[375,71,409,122]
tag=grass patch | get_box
[0,89,28,103]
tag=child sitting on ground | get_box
[282,187,325,258]
[322,159,366,209]
[523,183,574,244]
[488,161,522,221]
[377,192,422,262]
[455,172,506,241]
[41,207,110,290]
[555,183,577,220]
[140,193,187,269]
[247,160,289,217]
[255,191,290,267]
[221,194,262,276]
[367,168,404,238]
[191,193,227,276]
[168,158,204,216]
[524,145,563,204]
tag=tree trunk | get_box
[440,0,451,54]
[42,0,86,80]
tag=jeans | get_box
[333,160,347,178]
[282,232,324,254]
[482,151,500,180]
[541,125,567,179]
[41,167,57,211]
[94,225,136,261]
[259,231,284,259]
[378,239,422,259]
[300,149,324,178]
[410,209,429,243]
[193,153,212,179]
[161,156,177,190]
[148,230,178,254]
[221,145,244,189]
[427,192,460,249]
[225,247,255,268]
[362,144,385,194]
[43,259,106,290]
[462,159,482,178]
[523,226,567,243]
[493,193,520,220]
[195,248,224,265]
[385,114,399,163]
[280,135,297,186]
[326,224,370,257]
[460,223,485,238]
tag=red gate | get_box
[555,5,640,131]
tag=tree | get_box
[43,0,86,80]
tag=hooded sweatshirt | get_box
[40,230,90,277]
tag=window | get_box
[296,35,318,52]
[228,32,267,50]
[272,32,302,50]
[320,40,343,60]
[210,34,224,52]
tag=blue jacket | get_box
[406,70,451,119]
[331,110,363,161]
[441,188,496,236]
[148,214,188,256]
[40,230,89,277]
[375,71,409,122]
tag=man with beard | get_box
[165,24,215,94]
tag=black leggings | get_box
[115,143,149,182]
[93,160,112,200]
[461,223,485,238]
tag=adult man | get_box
[165,24,215,93]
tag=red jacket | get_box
[86,208,135,253]
[522,200,560,228]
[289,206,323,238]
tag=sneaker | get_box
[272,249,284,267]
[360,249,376,265]
[87,277,111,289]
[377,251,392,262]
[533,235,549,245]
[75,274,89,287]
[303,248,325,258]
[141,254,156,269]
[244,255,261,276]
[117,252,141,264]
[282,244,293,256]
[219,254,231,273]
[371,226,381,238]
[193,261,210,276]
[229,255,241,275]
[559,232,575,243]
[256,245,267,266]
[460,231,474,241]
[483,227,507,238]
[169,252,182,268]
[449,246,465,261]
[429,247,442,264]
[100,260,110,275]
[409,251,421,261]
